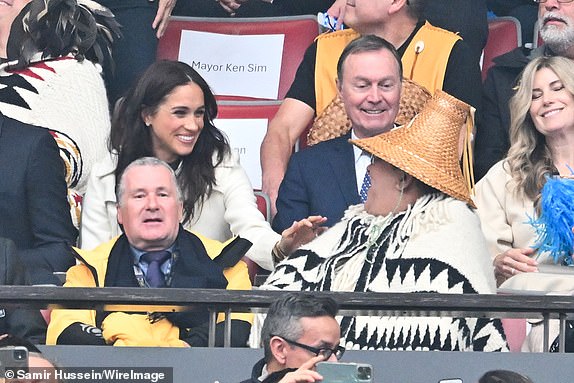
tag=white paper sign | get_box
[178,31,285,99]
[214,118,268,189]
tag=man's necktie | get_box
[359,171,371,203]
[141,250,171,287]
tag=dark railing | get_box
[2,286,573,351]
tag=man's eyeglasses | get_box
[272,335,345,360]
[534,0,574,3]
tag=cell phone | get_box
[0,346,28,370]
[316,362,373,383]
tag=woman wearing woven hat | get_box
[256,90,507,352]
[475,56,574,286]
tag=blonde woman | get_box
[475,56,574,352]
[475,55,574,287]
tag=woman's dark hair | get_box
[110,60,230,224]
[6,0,120,70]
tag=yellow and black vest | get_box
[314,22,461,116]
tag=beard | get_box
[540,12,574,55]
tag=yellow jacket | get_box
[47,232,252,347]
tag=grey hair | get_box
[261,292,338,363]
[116,157,183,205]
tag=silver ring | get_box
[511,268,516,275]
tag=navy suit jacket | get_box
[0,113,77,285]
[272,133,360,232]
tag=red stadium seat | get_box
[157,15,320,101]
[482,17,522,82]
[254,190,272,224]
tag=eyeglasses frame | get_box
[271,334,345,360]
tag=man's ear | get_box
[269,336,289,366]
[389,0,408,15]
[336,77,342,97]
[177,201,184,222]
[117,203,124,226]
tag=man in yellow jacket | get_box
[47,157,252,347]
[260,0,481,214]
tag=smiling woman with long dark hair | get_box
[79,60,281,270]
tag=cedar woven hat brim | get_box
[350,90,475,207]
[306,78,432,146]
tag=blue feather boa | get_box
[529,176,574,265]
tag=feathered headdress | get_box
[528,175,574,265]
[6,0,121,70]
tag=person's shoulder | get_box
[213,149,240,168]
[73,237,119,265]
[479,160,512,183]
[302,134,350,152]
[91,152,117,178]
[491,46,534,70]
[420,21,461,40]
[0,116,52,145]
[315,29,359,43]
[288,135,350,167]
[442,197,478,218]
[1,115,45,135]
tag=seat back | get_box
[482,17,522,81]
[215,100,281,189]
[254,190,272,224]
[532,20,543,49]
[157,16,320,100]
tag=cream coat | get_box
[474,161,540,261]
[475,160,561,352]
[79,151,277,270]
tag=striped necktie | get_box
[141,250,170,287]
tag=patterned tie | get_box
[359,171,371,203]
[141,250,171,287]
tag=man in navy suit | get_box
[0,113,77,285]
[272,35,402,232]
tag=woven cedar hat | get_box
[350,90,475,207]
[306,78,432,146]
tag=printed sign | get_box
[179,31,284,99]
[214,118,268,189]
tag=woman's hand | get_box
[278,355,326,383]
[276,216,327,257]
[493,247,538,281]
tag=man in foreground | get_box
[47,157,252,347]
[241,292,342,383]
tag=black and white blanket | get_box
[257,194,508,351]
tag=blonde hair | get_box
[506,56,574,204]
